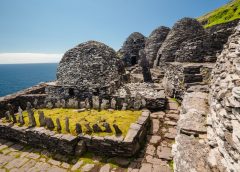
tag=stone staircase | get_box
[182,63,214,93]
[183,65,203,83]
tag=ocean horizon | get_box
[0,63,58,97]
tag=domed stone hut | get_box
[154,18,205,66]
[57,41,123,90]
[118,32,146,67]
[145,26,170,67]
[45,41,126,108]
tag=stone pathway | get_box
[128,98,180,172]
[0,98,179,172]
[0,138,128,172]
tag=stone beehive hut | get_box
[155,17,205,65]
[57,41,122,91]
[118,32,146,67]
[145,26,170,67]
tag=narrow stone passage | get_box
[128,98,180,172]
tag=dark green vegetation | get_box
[198,0,240,28]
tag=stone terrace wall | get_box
[45,83,166,111]
[0,83,48,118]
[0,110,150,157]
[208,22,240,171]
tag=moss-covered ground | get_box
[198,0,240,28]
[14,108,141,137]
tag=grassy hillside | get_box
[198,0,240,28]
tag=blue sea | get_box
[0,63,58,97]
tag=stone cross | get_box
[38,111,46,127]
[46,117,55,130]
[65,117,70,133]
[5,111,11,122]
[26,102,36,127]
[7,103,17,123]
[113,124,122,136]
[75,123,82,134]
[56,118,62,132]
[18,106,25,125]
[102,122,112,133]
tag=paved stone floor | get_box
[0,98,179,172]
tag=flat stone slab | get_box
[139,163,153,172]
[100,164,111,172]
[149,136,161,145]
[157,146,172,160]
[172,134,210,172]
[178,109,207,135]
[81,164,95,172]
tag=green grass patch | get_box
[169,160,174,171]
[198,0,240,28]
[13,108,141,137]
[170,98,181,106]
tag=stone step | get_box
[184,74,203,83]
[183,65,201,74]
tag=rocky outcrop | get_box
[154,18,205,66]
[208,22,240,171]
[57,41,123,90]
[145,26,170,67]
[118,32,146,67]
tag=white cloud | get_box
[0,53,63,64]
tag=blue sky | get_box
[0,0,229,63]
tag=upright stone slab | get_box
[7,103,17,123]
[85,123,92,134]
[113,124,122,136]
[56,118,62,132]
[5,111,11,122]
[75,123,82,134]
[92,124,102,133]
[26,102,36,127]
[65,117,70,133]
[18,106,25,125]
[139,50,153,83]
[46,117,55,130]
[103,122,112,133]
[38,111,46,127]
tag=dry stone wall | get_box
[0,110,150,157]
[208,21,240,172]
[0,83,47,118]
